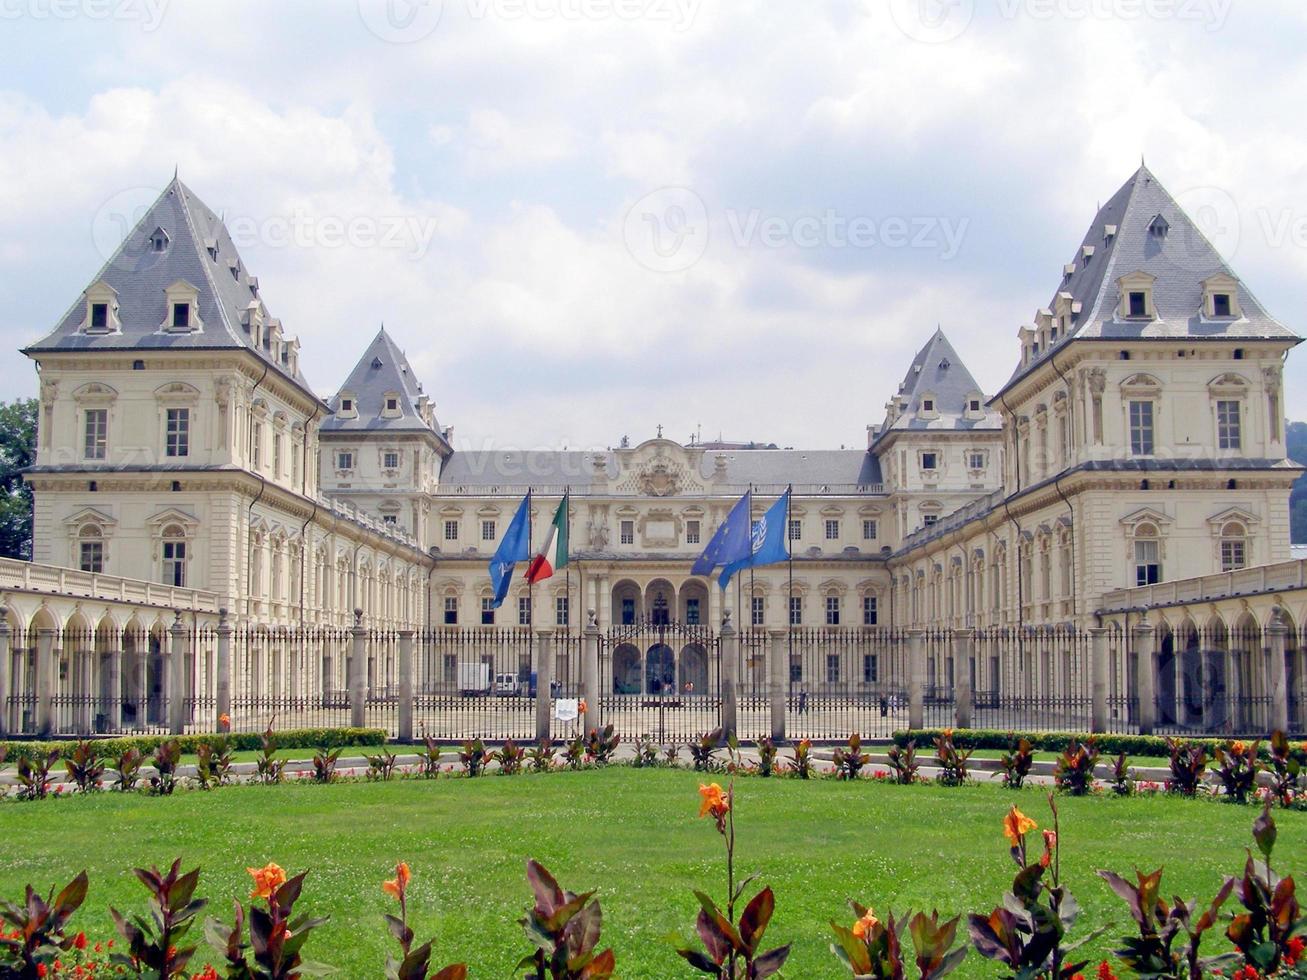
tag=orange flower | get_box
[382,861,412,900]
[851,907,880,940]
[247,862,287,901]
[698,783,730,821]
[1003,806,1037,847]
[1232,740,1246,755]
[578,699,588,714]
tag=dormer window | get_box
[1128,292,1147,317]
[341,398,353,412]
[83,282,120,335]
[172,302,190,329]
[922,399,934,412]
[1117,271,1156,320]
[90,303,108,329]
[149,227,170,252]
[1213,293,1231,317]
[1148,214,1170,238]
[969,399,981,412]
[381,392,402,418]
[337,392,358,419]
[161,280,202,334]
[1202,274,1241,319]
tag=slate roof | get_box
[437,447,883,493]
[999,165,1300,395]
[321,327,448,444]
[24,177,314,395]
[872,328,1002,448]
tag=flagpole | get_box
[564,487,571,638]
[527,487,533,694]
[787,483,793,700]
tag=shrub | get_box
[0,870,88,975]
[1053,737,1100,796]
[788,739,813,780]
[968,797,1106,979]
[893,728,1307,763]
[194,738,234,790]
[381,862,466,980]
[15,749,59,801]
[562,736,586,771]
[933,730,972,787]
[149,739,182,796]
[517,860,615,979]
[663,744,680,768]
[528,737,556,774]
[1164,738,1208,797]
[0,727,386,763]
[632,737,660,768]
[756,737,778,778]
[206,863,330,979]
[109,859,207,978]
[885,741,920,785]
[1224,803,1306,976]
[458,738,487,778]
[1213,739,1260,804]
[311,746,341,784]
[255,725,287,786]
[996,737,1034,790]
[833,733,870,781]
[1266,730,1303,807]
[1108,751,1133,797]
[367,747,400,781]
[64,739,105,794]
[113,745,144,792]
[418,735,443,779]
[585,725,620,765]
[1097,866,1232,979]
[688,730,723,772]
[495,739,525,776]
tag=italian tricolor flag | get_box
[525,495,569,583]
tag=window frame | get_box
[83,408,108,460]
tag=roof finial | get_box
[173,163,179,181]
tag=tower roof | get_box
[1000,165,1300,393]
[24,177,313,393]
[872,327,1001,447]
[321,326,447,443]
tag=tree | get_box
[0,398,37,560]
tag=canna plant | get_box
[528,737,557,774]
[517,860,615,980]
[381,862,466,980]
[15,749,59,801]
[417,736,443,779]
[109,859,208,978]
[563,736,586,771]
[149,739,182,796]
[114,745,144,792]
[194,740,234,791]
[0,871,89,977]
[366,747,400,781]
[1052,737,1100,796]
[968,796,1105,980]
[495,738,525,776]
[311,746,341,784]
[933,730,972,787]
[756,738,778,778]
[788,739,813,780]
[1096,866,1233,980]
[833,733,871,781]
[676,737,791,979]
[663,744,681,767]
[1223,803,1306,976]
[1164,738,1208,797]
[1266,729,1303,806]
[632,737,660,769]
[1212,739,1261,804]
[886,741,920,786]
[64,739,105,793]
[205,863,330,980]
[688,730,723,772]
[831,905,968,979]
[996,737,1034,790]
[458,738,488,777]
[1108,752,1134,797]
[584,725,620,765]
[256,726,287,785]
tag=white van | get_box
[494,673,521,696]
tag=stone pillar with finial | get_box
[216,608,232,731]
[169,610,188,735]
[350,608,367,729]
[0,607,9,736]
[1267,605,1289,734]
[583,608,600,729]
[719,607,738,740]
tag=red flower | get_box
[1096,961,1119,980]
[74,932,87,950]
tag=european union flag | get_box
[691,491,754,588]
[490,492,532,608]
[719,489,790,589]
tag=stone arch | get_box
[611,643,641,694]
[644,579,675,625]
[678,579,709,627]
[611,579,641,626]
[678,643,709,696]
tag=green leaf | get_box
[739,887,774,954]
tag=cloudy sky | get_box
[1,0,1305,452]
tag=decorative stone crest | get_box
[637,457,682,497]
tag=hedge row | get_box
[0,727,387,762]
[892,728,1307,759]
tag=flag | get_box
[691,491,754,588]
[489,492,531,608]
[719,489,790,589]
[526,495,568,584]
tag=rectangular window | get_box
[336,450,352,471]
[518,596,531,626]
[968,451,985,470]
[686,520,700,545]
[79,541,104,573]
[443,596,458,625]
[825,519,840,540]
[1129,401,1154,455]
[1213,293,1232,317]
[621,598,635,625]
[1134,539,1161,586]
[789,661,802,683]
[863,653,878,683]
[481,598,495,625]
[444,520,459,541]
[481,520,496,541]
[1221,540,1246,572]
[863,595,878,625]
[83,409,107,460]
[923,514,938,527]
[789,596,802,626]
[751,596,764,626]
[382,514,398,525]
[862,519,877,540]
[1128,291,1147,317]
[825,595,840,626]
[172,302,190,329]
[556,596,569,626]
[1217,400,1241,450]
[788,518,801,541]
[383,451,400,469]
[620,520,634,545]
[162,540,186,587]
[273,433,282,476]
[685,597,700,625]
[921,452,938,470]
[90,303,108,329]
[825,654,840,683]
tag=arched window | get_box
[78,524,104,573]
[1220,521,1248,571]
[161,524,187,587]
[1133,523,1161,586]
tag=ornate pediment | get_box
[611,438,709,496]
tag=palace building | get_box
[18,165,1302,640]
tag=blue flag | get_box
[720,489,790,589]
[489,493,532,608]
[691,491,754,588]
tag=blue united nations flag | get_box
[719,489,790,589]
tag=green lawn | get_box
[0,769,1301,977]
